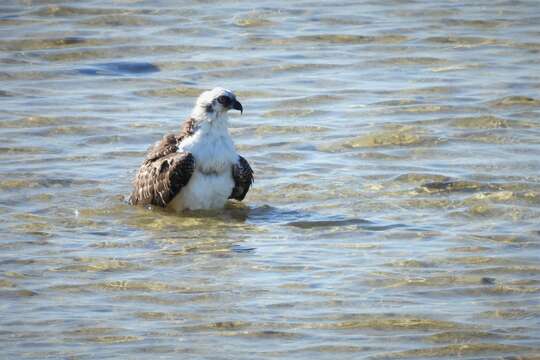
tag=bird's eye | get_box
[217,95,231,106]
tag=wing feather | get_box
[129,133,194,207]
[229,155,254,201]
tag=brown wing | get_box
[129,133,194,207]
[229,155,254,201]
[143,117,195,161]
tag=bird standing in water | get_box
[129,88,253,212]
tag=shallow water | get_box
[1,0,540,359]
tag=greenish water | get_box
[1,1,539,359]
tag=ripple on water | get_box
[78,62,160,76]
[30,5,127,17]
[51,259,144,273]
[0,116,93,129]
[134,86,205,98]
[2,1,540,359]
[286,218,371,229]
[420,180,493,194]
[0,146,47,155]
[393,173,451,184]
[447,115,539,129]
[425,35,504,47]
[477,308,540,320]
[426,329,527,343]
[78,14,160,27]
[489,96,540,107]
[320,126,441,151]
[253,124,330,135]
[373,57,449,66]
[441,18,509,29]
[0,37,92,51]
[313,314,463,331]
[0,177,99,191]
[375,344,535,359]
[248,34,409,46]
[234,15,276,28]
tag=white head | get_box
[191,87,243,123]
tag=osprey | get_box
[129,88,253,211]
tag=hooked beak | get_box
[232,99,243,114]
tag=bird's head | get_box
[193,88,243,122]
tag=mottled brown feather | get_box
[229,155,254,201]
[129,118,196,207]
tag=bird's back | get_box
[128,118,196,207]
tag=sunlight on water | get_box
[1,0,539,359]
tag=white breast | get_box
[169,120,238,211]
[178,121,238,173]
[168,170,235,211]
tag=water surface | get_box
[1,0,540,359]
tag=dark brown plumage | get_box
[128,135,194,207]
[229,155,254,201]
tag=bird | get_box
[129,87,253,212]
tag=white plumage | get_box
[168,88,240,212]
[169,115,238,211]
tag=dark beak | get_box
[232,99,243,114]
